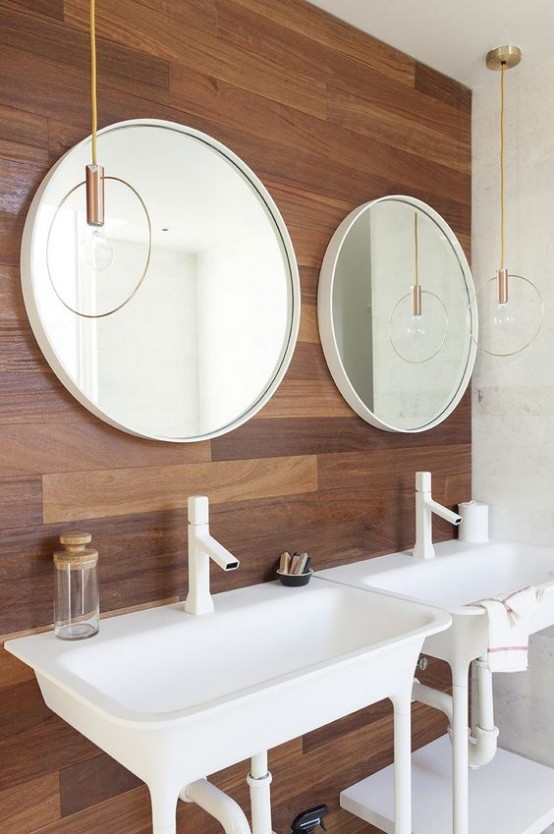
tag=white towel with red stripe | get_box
[477,586,543,672]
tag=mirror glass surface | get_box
[318,196,476,432]
[22,120,300,441]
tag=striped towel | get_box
[477,586,543,672]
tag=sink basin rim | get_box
[316,539,554,615]
[5,579,451,729]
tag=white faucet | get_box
[185,496,240,615]
[413,471,462,560]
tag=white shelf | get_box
[341,735,554,834]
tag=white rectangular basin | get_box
[5,578,449,829]
[316,540,554,668]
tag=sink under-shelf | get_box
[5,578,450,834]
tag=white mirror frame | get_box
[317,195,477,433]
[21,119,301,442]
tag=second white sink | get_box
[316,539,554,667]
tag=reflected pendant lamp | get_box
[388,211,448,364]
[46,0,151,318]
[473,45,543,356]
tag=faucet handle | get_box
[188,495,209,525]
[415,471,432,492]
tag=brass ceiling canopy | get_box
[486,45,522,71]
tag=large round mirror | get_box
[318,196,477,432]
[22,120,300,442]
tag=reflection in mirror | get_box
[318,196,477,432]
[22,121,300,441]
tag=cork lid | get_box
[54,531,98,567]
[59,532,92,547]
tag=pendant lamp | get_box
[474,45,543,356]
[46,0,151,318]
[388,210,448,364]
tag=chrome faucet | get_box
[413,471,462,560]
[185,496,240,615]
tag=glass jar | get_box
[54,532,99,639]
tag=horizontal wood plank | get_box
[0,104,49,167]
[0,5,170,107]
[60,754,141,817]
[259,379,353,419]
[415,61,472,113]
[27,784,153,834]
[65,0,327,119]
[229,0,415,87]
[6,0,64,20]
[0,475,42,530]
[0,645,35,689]
[0,211,24,266]
[0,772,60,833]
[43,456,319,523]
[0,418,210,473]
[217,0,415,106]
[327,85,470,174]
[212,396,471,460]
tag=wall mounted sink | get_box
[316,539,554,668]
[5,578,450,834]
[316,539,554,834]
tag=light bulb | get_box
[406,313,426,339]
[493,301,515,329]
[80,226,114,272]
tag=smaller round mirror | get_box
[318,196,477,432]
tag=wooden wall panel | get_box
[0,0,471,831]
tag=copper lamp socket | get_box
[412,284,422,317]
[86,163,105,226]
[497,267,509,305]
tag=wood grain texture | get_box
[43,455,319,523]
[229,0,415,87]
[4,0,64,20]
[0,104,49,167]
[0,644,35,689]
[327,85,470,174]
[65,0,327,119]
[0,419,210,474]
[60,754,141,817]
[0,5,170,106]
[0,773,60,833]
[0,0,471,831]
[415,61,472,114]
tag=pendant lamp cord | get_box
[90,0,98,167]
[499,61,506,270]
[414,212,419,287]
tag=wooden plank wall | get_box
[0,0,471,831]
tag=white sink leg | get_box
[451,663,470,834]
[247,751,273,834]
[392,689,412,834]
[149,785,179,834]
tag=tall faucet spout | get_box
[425,497,462,527]
[413,471,461,560]
[195,528,240,572]
[185,496,240,615]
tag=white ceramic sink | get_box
[316,539,554,668]
[5,578,450,834]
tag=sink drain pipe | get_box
[413,656,499,769]
[181,752,274,834]
[468,656,499,769]
[181,779,251,834]
[247,752,273,834]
